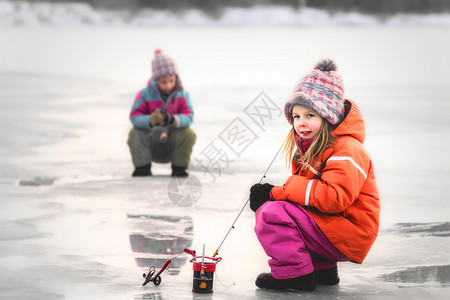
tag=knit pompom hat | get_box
[284,59,345,126]
[151,49,178,79]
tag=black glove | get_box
[163,113,174,126]
[249,183,274,212]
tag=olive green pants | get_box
[127,126,196,168]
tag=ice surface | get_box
[0,27,450,299]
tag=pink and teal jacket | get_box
[129,79,194,129]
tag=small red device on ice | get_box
[190,255,222,293]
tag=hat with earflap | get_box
[151,49,178,79]
[284,59,345,126]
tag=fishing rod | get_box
[212,142,284,258]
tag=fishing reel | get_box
[142,266,162,286]
[142,248,197,286]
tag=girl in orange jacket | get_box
[249,59,380,291]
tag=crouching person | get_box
[127,49,196,177]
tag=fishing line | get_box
[215,265,236,288]
[212,142,284,258]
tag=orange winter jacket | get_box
[271,100,380,263]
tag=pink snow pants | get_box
[255,201,350,280]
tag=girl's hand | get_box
[150,108,164,127]
[249,183,274,212]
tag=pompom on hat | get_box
[284,59,345,126]
[151,49,178,79]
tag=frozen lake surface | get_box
[0,27,450,299]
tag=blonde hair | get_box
[282,120,336,170]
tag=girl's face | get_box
[292,105,323,140]
[156,75,176,94]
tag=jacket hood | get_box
[333,100,365,144]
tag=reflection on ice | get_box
[135,257,188,275]
[387,222,450,237]
[18,176,56,186]
[128,214,193,276]
[138,292,164,300]
[129,234,192,256]
[382,265,450,285]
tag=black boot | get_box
[315,266,340,285]
[171,165,188,177]
[132,164,152,177]
[255,272,316,291]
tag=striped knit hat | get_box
[151,49,178,79]
[285,59,345,126]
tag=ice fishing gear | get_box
[142,248,196,286]
[212,143,284,258]
[142,265,164,286]
[190,245,222,293]
[141,143,282,289]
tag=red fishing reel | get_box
[142,248,197,286]
[142,266,162,286]
[142,266,163,286]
